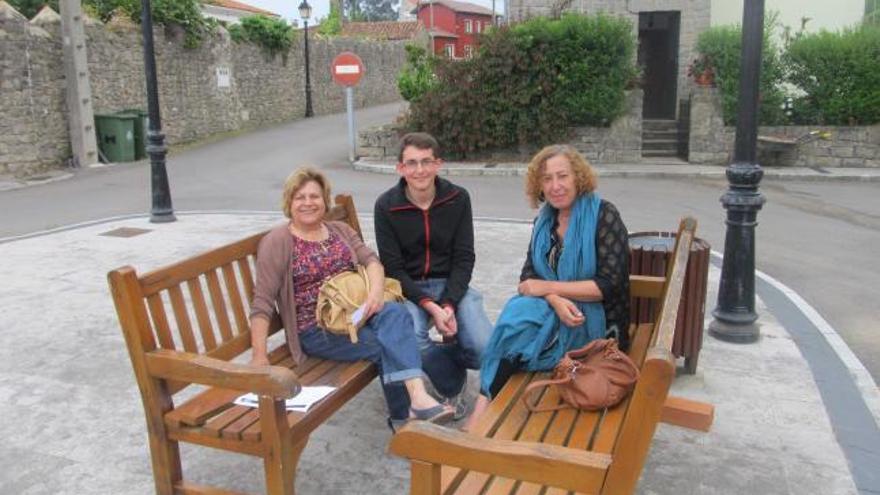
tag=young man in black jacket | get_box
[374,132,493,422]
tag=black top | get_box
[374,177,475,308]
[520,199,631,350]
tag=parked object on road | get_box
[108,195,382,495]
[390,217,715,495]
[94,113,136,163]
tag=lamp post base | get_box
[150,210,176,223]
[709,316,760,343]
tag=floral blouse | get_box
[291,230,355,331]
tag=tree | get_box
[344,0,398,22]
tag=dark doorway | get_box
[638,11,680,119]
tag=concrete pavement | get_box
[1,212,877,494]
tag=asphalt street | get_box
[1,102,878,383]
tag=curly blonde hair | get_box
[280,167,332,219]
[524,145,598,209]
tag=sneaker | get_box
[444,393,467,421]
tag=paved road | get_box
[2,102,878,383]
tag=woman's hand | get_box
[518,278,551,297]
[362,287,385,321]
[547,294,585,327]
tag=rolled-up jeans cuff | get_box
[383,368,423,384]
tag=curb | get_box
[353,160,880,182]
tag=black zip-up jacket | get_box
[374,177,475,308]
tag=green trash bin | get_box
[118,109,148,159]
[94,113,136,163]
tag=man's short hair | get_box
[398,132,440,162]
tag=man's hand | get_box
[547,295,585,327]
[425,302,458,337]
[518,278,551,297]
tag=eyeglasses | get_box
[401,158,439,170]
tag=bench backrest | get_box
[108,195,361,397]
[602,216,696,492]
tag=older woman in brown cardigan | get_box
[248,167,453,424]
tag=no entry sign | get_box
[331,52,365,87]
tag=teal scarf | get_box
[480,192,605,395]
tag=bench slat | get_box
[205,269,235,343]
[221,262,249,335]
[168,285,199,353]
[147,293,176,350]
[187,278,218,351]
[236,257,255,304]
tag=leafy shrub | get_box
[405,13,637,157]
[7,0,217,48]
[317,3,342,36]
[397,44,437,102]
[784,25,880,125]
[694,22,787,125]
[229,15,294,56]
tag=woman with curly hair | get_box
[463,145,630,431]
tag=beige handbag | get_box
[316,266,404,343]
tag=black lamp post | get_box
[141,0,175,223]
[299,0,314,118]
[709,0,766,343]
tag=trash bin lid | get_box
[629,235,675,251]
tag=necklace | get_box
[288,222,328,243]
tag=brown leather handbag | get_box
[523,338,640,412]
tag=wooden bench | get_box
[108,195,375,495]
[390,217,713,495]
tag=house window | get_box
[475,21,481,33]
[464,45,473,58]
[445,43,455,58]
[464,19,472,33]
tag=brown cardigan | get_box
[249,220,380,364]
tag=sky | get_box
[242,0,504,25]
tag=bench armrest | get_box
[145,349,300,399]
[389,422,611,493]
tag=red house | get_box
[414,0,497,59]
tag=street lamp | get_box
[140,0,175,223]
[708,0,766,343]
[299,0,314,118]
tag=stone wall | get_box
[570,89,643,163]
[359,90,643,164]
[689,87,880,167]
[508,0,711,109]
[0,4,406,176]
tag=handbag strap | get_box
[522,375,579,412]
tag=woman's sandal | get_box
[410,404,455,425]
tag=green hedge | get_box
[694,24,786,126]
[404,13,636,157]
[228,15,294,57]
[784,25,880,125]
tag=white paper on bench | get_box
[234,386,337,412]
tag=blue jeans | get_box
[299,302,422,417]
[404,279,493,399]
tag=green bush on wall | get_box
[784,25,880,125]
[404,13,637,157]
[694,24,787,126]
[228,15,294,57]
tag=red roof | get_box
[341,21,422,40]
[205,0,280,17]
[415,0,496,16]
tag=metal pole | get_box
[709,0,766,343]
[141,0,175,223]
[346,87,356,162]
[304,19,314,118]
